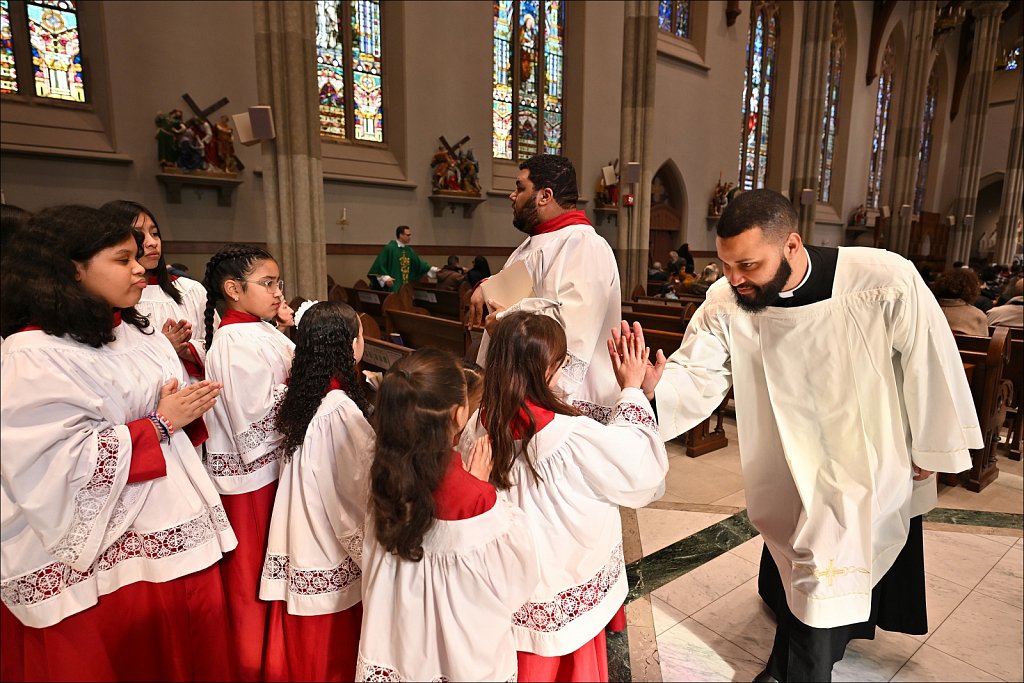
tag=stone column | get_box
[885,1,935,255]
[788,0,833,242]
[254,1,328,302]
[994,72,1023,266]
[616,1,658,299]
[949,1,1009,266]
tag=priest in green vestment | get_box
[367,225,435,292]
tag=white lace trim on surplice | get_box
[608,401,659,433]
[1,505,231,608]
[261,551,361,597]
[512,543,624,633]
[355,654,517,682]
[49,428,122,566]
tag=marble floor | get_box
[610,416,1024,682]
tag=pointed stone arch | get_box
[649,159,687,267]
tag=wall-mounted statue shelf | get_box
[156,172,243,207]
[428,193,486,218]
[593,207,618,225]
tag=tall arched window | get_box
[866,41,895,210]
[738,0,779,190]
[315,0,384,143]
[913,67,938,214]
[492,0,564,161]
[1,0,86,101]
[658,0,691,40]
[818,3,844,203]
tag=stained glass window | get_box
[1005,45,1020,71]
[27,0,84,102]
[658,0,691,40]
[818,3,844,203]
[492,0,563,161]
[914,67,938,214]
[866,41,895,210]
[737,1,779,191]
[1,0,17,94]
[315,0,384,143]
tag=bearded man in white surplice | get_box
[636,189,980,682]
[469,154,621,423]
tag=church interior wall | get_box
[0,0,265,248]
[0,1,1018,288]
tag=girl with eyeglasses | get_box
[202,243,295,682]
[101,200,217,382]
[0,206,234,681]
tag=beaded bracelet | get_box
[146,411,174,443]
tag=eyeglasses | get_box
[236,278,285,295]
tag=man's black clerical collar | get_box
[771,245,839,307]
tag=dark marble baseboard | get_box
[606,628,631,682]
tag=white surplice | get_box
[654,247,980,629]
[476,223,622,422]
[0,324,237,628]
[356,499,539,682]
[459,387,668,656]
[135,277,218,377]
[204,320,295,494]
[259,390,372,615]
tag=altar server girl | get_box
[0,205,235,682]
[202,243,294,681]
[357,348,540,682]
[101,200,216,380]
[461,311,669,682]
[260,300,373,681]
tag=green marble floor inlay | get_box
[625,510,760,603]
[925,507,1023,529]
[606,628,631,682]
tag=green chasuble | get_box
[367,240,432,292]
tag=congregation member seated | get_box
[466,255,492,288]
[932,267,989,337]
[436,255,467,290]
[987,278,1023,328]
[688,263,720,297]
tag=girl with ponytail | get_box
[356,348,540,682]
[201,243,294,682]
[259,301,371,681]
[100,200,216,380]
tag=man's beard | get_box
[731,257,793,312]
[513,193,540,234]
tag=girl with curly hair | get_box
[101,200,217,381]
[357,348,539,682]
[259,301,372,681]
[201,243,294,681]
[0,205,235,681]
[460,312,669,681]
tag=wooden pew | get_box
[950,328,1012,491]
[636,326,730,458]
[408,283,466,322]
[385,309,472,360]
[341,283,392,331]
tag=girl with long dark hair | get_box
[0,205,235,681]
[357,348,539,681]
[461,311,669,681]
[260,301,372,681]
[101,200,216,380]
[201,243,294,681]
